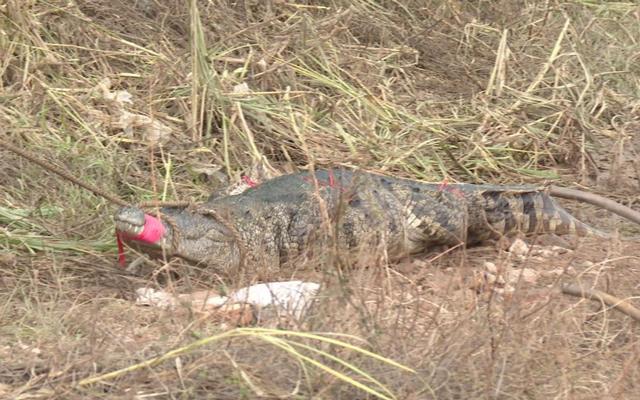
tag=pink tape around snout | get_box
[132,214,166,243]
[116,213,165,267]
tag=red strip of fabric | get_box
[116,231,126,267]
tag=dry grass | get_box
[2,0,640,398]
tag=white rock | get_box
[549,245,571,254]
[484,261,498,274]
[580,261,595,268]
[537,248,554,257]
[485,272,497,284]
[543,268,565,277]
[509,238,530,256]
[506,268,538,284]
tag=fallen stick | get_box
[0,138,129,207]
[550,186,640,227]
[561,283,640,322]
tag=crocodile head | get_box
[114,206,239,266]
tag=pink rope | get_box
[438,178,464,198]
[242,175,258,187]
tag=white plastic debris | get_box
[135,281,320,320]
[94,78,172,145]
[103,89,133,104]
[116,110,172,145]
[135,287,176,308]
[232,82,250,94]
[228,181,254,196]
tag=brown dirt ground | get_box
[2,209,639,399]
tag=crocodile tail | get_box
[479,189,607,238]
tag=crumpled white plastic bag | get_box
[136,280,320,320]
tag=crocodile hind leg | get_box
[401,190,470,253]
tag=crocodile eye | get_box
[114,207,146,236]
[204,226,234,243]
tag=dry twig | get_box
[561,283,640,322]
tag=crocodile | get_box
[114,168,605,269]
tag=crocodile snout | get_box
[114,207,146,237]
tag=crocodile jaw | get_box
[114,206,237,266]
[115,220,145,237]
[114,206,172,254]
